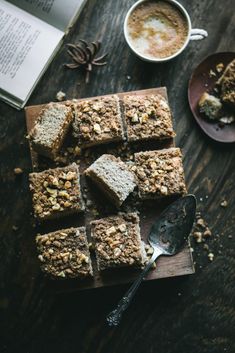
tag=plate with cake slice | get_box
[188,52,235,143]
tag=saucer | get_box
[188,52,235,143]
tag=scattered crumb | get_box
[56,90,66,101]
[209,69,216,77]
[126,75,131,80]
[216,63,224,73]
[197,218,206,228]
[88,242,94,251]
[193,231,202,243]
[219,115,235,124]
[12,225,18,231]
[203,229,212,238]
[177,292,182,296]
[228,235,232,239]
[203,244,209,251]
[190,247,194,253]
[145,244,154,257]
[14,167,23,175]
[86,199,93,207]
[220,200,228,208]
[208,252,214,261]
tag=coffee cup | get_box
[124,0,208,63]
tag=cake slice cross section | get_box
[85,154,136,207]
[29,102,73,159]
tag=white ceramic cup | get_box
[124,0,208,62]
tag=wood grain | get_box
[0,0,235,352]
[25,87,194,291]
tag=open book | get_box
[0,0,87,109]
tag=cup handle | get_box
[190,28,208,41]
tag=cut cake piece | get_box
[85,154,136,207]
[29,102,73,159]
[217,59,235,107]
[29,163,84,220]
[90,213,147,271]
[198,92,222,120]
[123,94,175,142]
[133,148,187,199]
[36,227,93,278]
[72,95,125,148]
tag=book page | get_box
[0,0,63,103]
[9,0,86,31]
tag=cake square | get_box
[90,213,147,271]
[123,94,175,141]
[29,163,84,220]
[29,102,73,159]
[36,227,93,278]
[72,95,125,148]
[133,148,187,199]
[85,154,136,207]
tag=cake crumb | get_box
[216,63,224,73]
[56,90,66,101]
[209,69,216,77]
[14,167,23,175]
[208,252,214,261]
[193,231,202,243]
[220,200,228,208]
[196,218,206,228]
[203,228,212,238]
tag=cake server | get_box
[106,194,196,327]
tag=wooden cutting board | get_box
[25,87,194,292]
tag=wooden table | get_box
[0,1,234,352]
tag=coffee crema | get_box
[127,0,188,59]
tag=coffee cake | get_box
[90,213,147,271]
[29,163,84,220]
[72,95,125,148]
[217,59,235,107]
[123,94,175,141]
[85,154,136,207]
[133,148,186,199]
[36,227,93,278]
[29,102,73,159]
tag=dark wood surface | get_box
[0,1,234,352]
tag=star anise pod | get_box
[64,39,108,83]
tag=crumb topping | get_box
[36,227,92,278]
[72,95,124,147]
[29,163,84,219]
[123,94,175,141]
[133,148,186,198]
[91,213,146,270]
